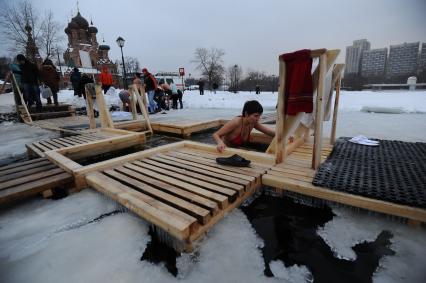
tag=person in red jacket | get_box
[99,66,113,94]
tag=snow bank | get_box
[2,89,425,114]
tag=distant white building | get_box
[345,39,371,75]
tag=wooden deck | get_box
[0,157,73,205]
[45,140,274,249]
[262,142,426,223]
[26,128,145,158]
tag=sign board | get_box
[79,50,92,68]
[179,67,185,76]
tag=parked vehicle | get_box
[155,71,185,91]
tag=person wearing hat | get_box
[142,68,158,114]
[16,54,41,110]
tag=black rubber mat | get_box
[313,137,426,209]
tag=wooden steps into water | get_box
[0,157,73,205]
[19,104,75,122]
[262,142,426,223]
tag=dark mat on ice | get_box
[313,137,426,209]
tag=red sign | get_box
[179,67,185,76]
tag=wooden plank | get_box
[44,151,82,173]
[312,52,327,169]
[32,141,53,153]
[0,172,72,205]
[266,170,313,182]
[38,140,60,150]
[176,148,269,172]
[143,158,244,195]
[43,139,67,149]
[122,162,228,209]
[86,171,195,240]
[164,152,255,182]
[115,165,219,213]
[85,85,96,129]
[11,72,32,123]
[275,59,287,163]
[104,169,211,224]
[155,153,250,188]
[0,168,65,190]
[53,138,79,147]
[134,160,237,198]
[171,150,263,177]
[0,158,46,171]
[0,163,57,182]
[132,84,153,133]
[183,141,275,165]
[331,72,341,144]
[0,159,52,177]
[26,143,46,157]
[262,173,426,223]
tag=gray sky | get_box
[1,0,425,77]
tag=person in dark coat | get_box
[40,59,60,105]
[142,68,158,114]
[16,54,41,110]
[198,79,205,95]
[70,67,81,97]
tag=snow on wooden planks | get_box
[0,157,73,205]
[85,144,272,247]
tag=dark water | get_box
[76,134,182,165]
[141,226,180,276]
[0,112,19,123]
[140,193,395,281]
[241,194,395,283]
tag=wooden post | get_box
[275,60,287,164]
[312,53,327,169]
[330,74,341,144]
[95,84,114,128]
[132,84,153,133]
[129,86,137,120]
[11,72,32,123]
[85,85,96,129]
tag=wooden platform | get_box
[26,128,144,158]
[19,104,75,123]
[150,119,222,137]
[0,157,73,205]
[44,140,274,249]
[262,142,426,223]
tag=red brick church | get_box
[62,10,117,85]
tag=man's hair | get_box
[135,72,141,78]
[242,100,263,116]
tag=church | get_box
[63,10,117,84]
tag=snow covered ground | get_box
[0,89,426,282]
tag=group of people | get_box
[70,66,113,99]
[119,68,183,114]
[11,54,61,110]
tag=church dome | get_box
[88,26,98,34]
[99,44,110,51]
[71,12,89,29]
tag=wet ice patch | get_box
[269,260,312,282]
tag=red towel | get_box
[279,49,313,115]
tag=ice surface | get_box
[317,205,426,282]
[0,122,58,161]
[1,89,426,282]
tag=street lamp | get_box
[116,36,128,89]
[55,47,63,88]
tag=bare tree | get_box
[0,0,41,55]
[192,47,225,90]
[0,0,63,59]
[39,10,64,59]
[227,64,243,93]
[124,56,140,74]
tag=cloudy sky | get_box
[1,0,425,77]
